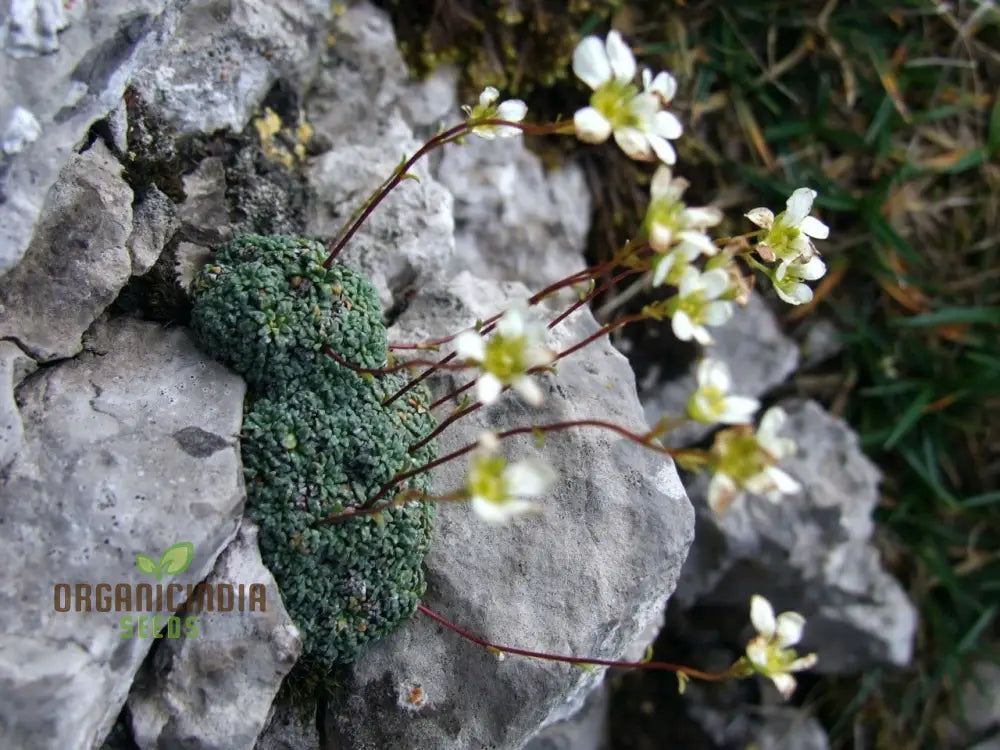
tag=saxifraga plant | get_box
[188,29,832,698]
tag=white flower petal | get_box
[671,310,694,341]
[757,407,787,442]
[471,495,535,523]
[644,69,677,103]
[698,358,730,390]
[799,215,829,239]
[719,395,760,424]
[745,207,774,229]
[746,639,769,668]
[798,255,827,280]
[498,307,526,338]
[654,109,683,139]
[678,230,717,256]
[496,99,527,123]
[572,36,612,89]
[707,471,738,514]
[605,30,636,84]
[682,207,723,229]
[512,375,544,406]
[789,653,819,672]
[454,330,486,362]
[477,373,503,404]
[699,269,730,299]
[477,431,500,452]
[574,107,612,143]
[775,281,811,306]
[649,222,674,252]
[771,673,797,699]
[651,254,673,287]
[691,324,714,346]
[648,135,677,165]
[614,126,653,161]
[775,612,806,647]
[480,86,499,106]
[785,188,817,226]
[503,458,557,498]
[650,165,676,200]
[750,595,777,638]
[677,266,700,297]
[765,466,802,496]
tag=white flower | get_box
[645,166,721,261]
[453,299,555,406]
[772,255,826,305]
[463,86,528,139]
[465,432,557,523]
[572,31,683,164]
[745,595,818,699]
[687,359,760,424]
[669,267,733,345]
[745,188,830,264]
[706,407,801,513]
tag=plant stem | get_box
[417,603,730,681]
[324,118,566,266]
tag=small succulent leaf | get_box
[159,542,195,576]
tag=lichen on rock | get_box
[189,233,437,668]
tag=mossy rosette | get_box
[190,234,437,667]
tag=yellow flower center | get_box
[467,454,508,504]
[483,335,531,382]
[591,81,641,130]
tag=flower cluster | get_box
[706,407,801,513]
[687,359,759,425]
[454,299,555,407]
[465,432,556,522]
[463,86,527,139]
[741,595,818,698]
[746,188,830,305]
[571,31,683,165]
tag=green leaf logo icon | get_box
[135,554,157,576]
[135,542,195,581]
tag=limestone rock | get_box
[0,141,133,361]
[0,317,245,749]
[0,340,36,468]
[323,272,694,749]
[436,136,591,287]
[128,520,301,750]
[305,3,456,311]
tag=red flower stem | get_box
[404,402,482,458]
[315,489,466,526]
[358,416,700,515]
[324,119,566,266]
[324,346,472,375]
[417,603,729,681]
[547,268,638,330]
[549,312,648,364]
[429,379,475,411]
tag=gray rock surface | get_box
[0,340,35,468]
[324,272,694,749]
[639,291,799,447]
[436,136,591,287]
[676,399,916,673]
[128,520,301,750]
[0,0,331,275]
[0,317,246,749]
[0,141,133,361]
[305,4,456,311]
